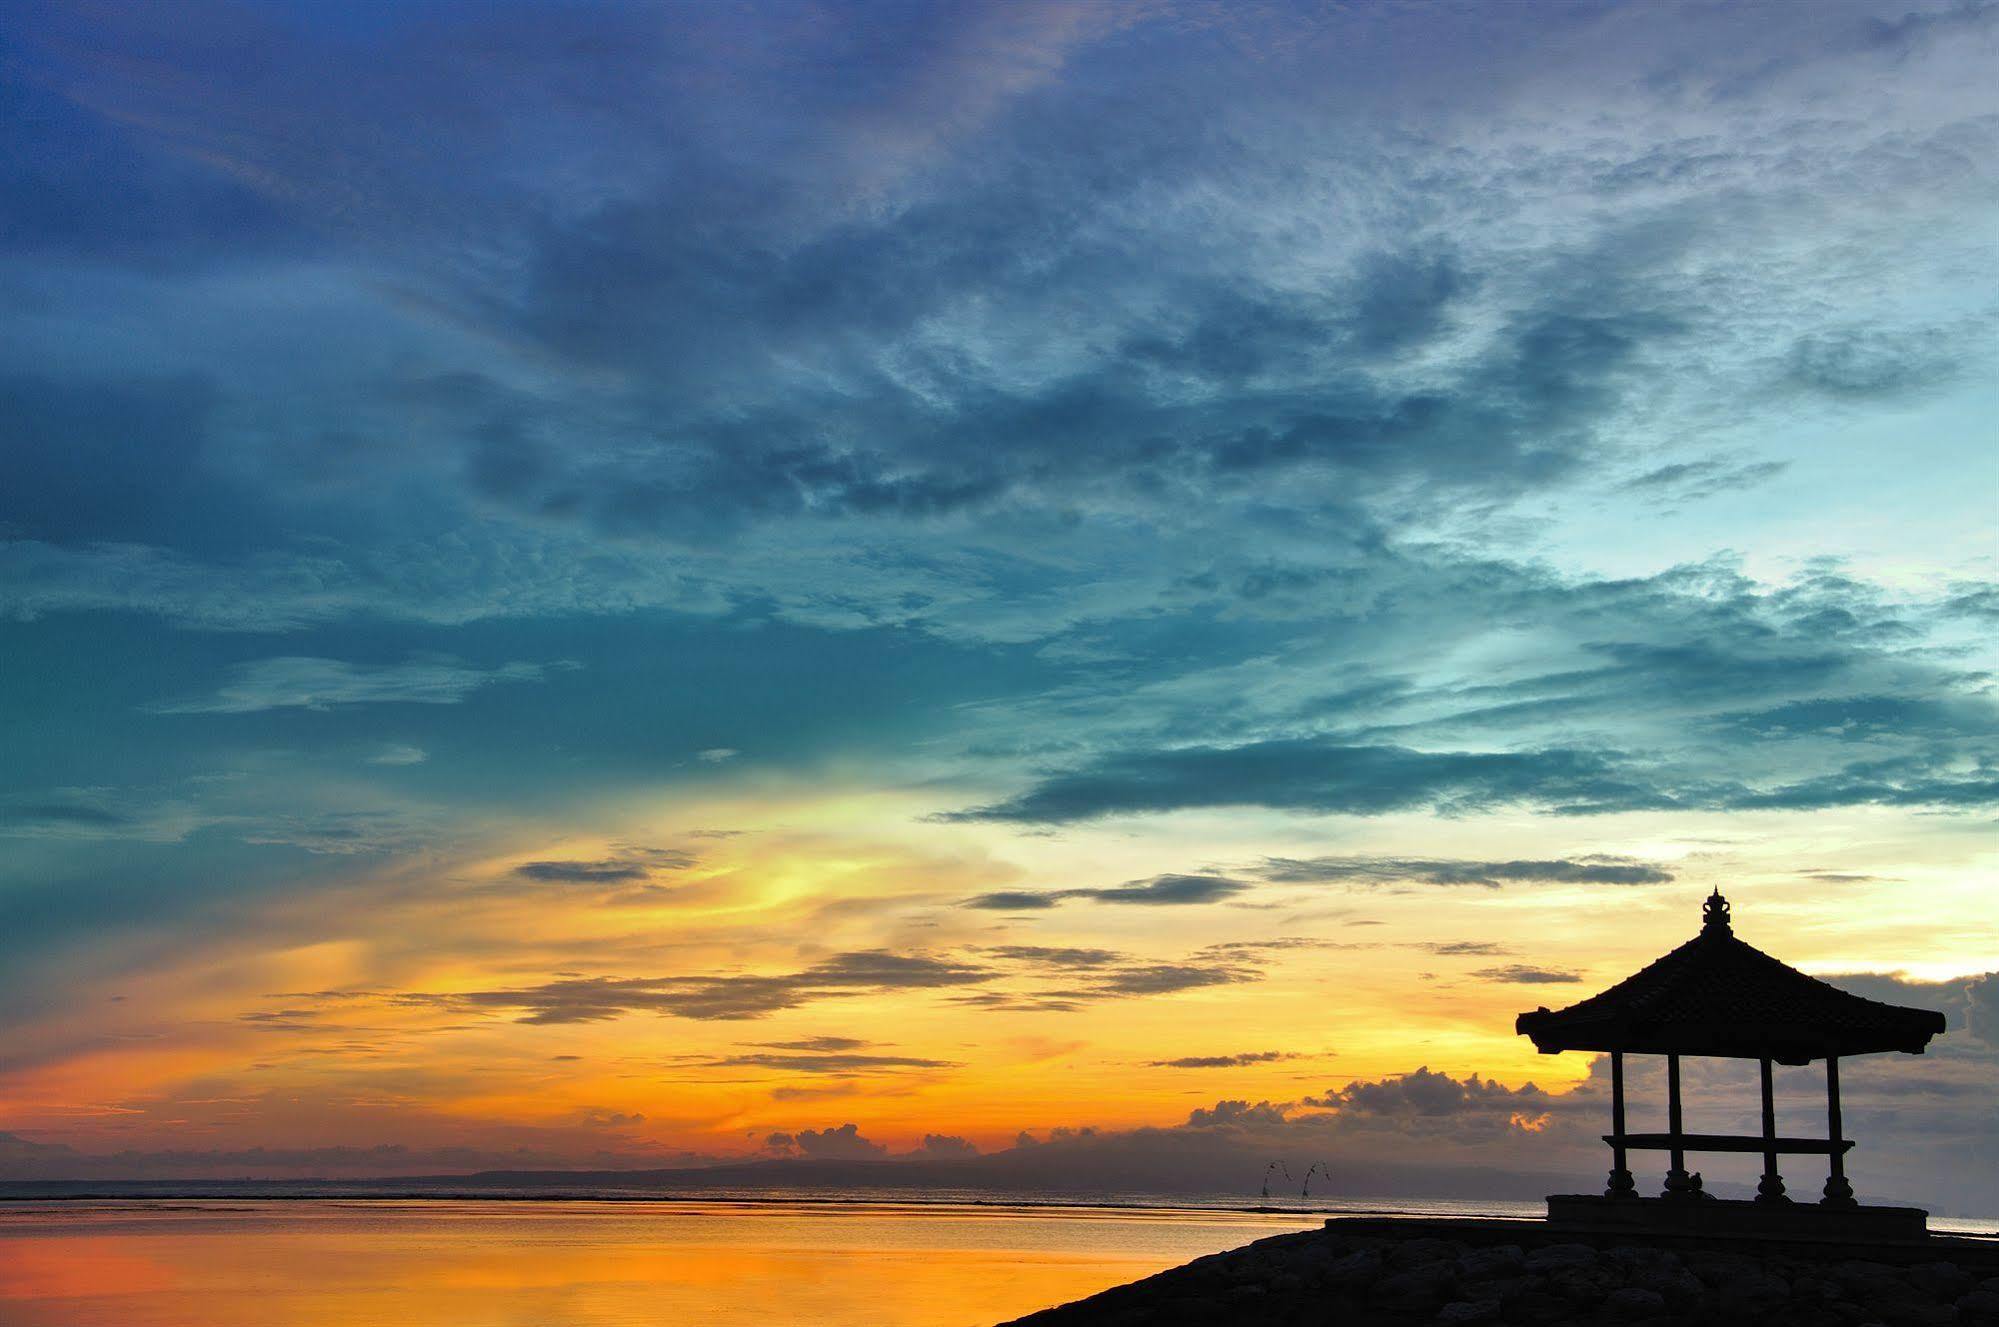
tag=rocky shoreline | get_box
[1001,1217,1999,1326]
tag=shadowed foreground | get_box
[1001,1218,1999,1326]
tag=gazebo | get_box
[1516,890,1946,1236]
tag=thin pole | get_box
[1607,1050,1634,1197]
[1823,1054,1855,1207]
[1756,1056,1785,1203]
[1665,1052,1688,1197]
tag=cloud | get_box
[1093,963,1260,997]
[411,950,997,1023]
[1620,458,1789,501]
[946,737,1999,824]
[756,1036,872,1052]
[696,748,738,763]
[149,656,562,714]
[942,741,1630,823]
[514,860,651,884]
[366,743,429,766]
[1251,855,1676,888]
[1184,1100,1290,1129]
[1470,965,1584,984]
[1148,1051,1300,1069]
[978,946,1125,968]
[779,1123,887,1160]
[907,1133,980,1159]
[961,873,1253,909]
[710,1052,958,1074]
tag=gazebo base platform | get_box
[1548,1192,1929,1244]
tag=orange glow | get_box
[0,1202,1321,1327]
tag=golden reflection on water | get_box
[0,1200,1321,1327]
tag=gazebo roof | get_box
[1515,891,1945,1065]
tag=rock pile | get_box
[1002,1224,1999,1326]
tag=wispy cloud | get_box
[150,656,566,714]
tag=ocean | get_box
[2,1192,1993,1327]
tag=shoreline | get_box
[1005,1215,1999,1325]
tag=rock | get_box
[1605,1286,1668,1319]
[1524,1242,1600,1273]
[1391,1237,1470,1268]
[1713,1270,1791,1316]
[1688,1251,1762,1287]
[1865,1288,1959,1327]
[1959,1290,1999,1324]
[1632,1264,1706,1307]
[1326,1247,1384,1288]
[1374,1262,1459,1312]
[1606,1243,1682,1276]
[1549,1263,1624,1306]
[1911,1264,1975,1300]
[1795,1274,1851,1305]
[1503,1289,1572,1325]
[1835,1261,1909,1297]
[1457,1244,1528,1281]
[1476,1274,1537,1305]
[1436,1298,1502,1323]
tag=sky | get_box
[1,0,1996,1210]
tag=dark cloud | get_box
[1148,1051,1300,1069]
[1788,326,1963,399]
[1304,1066,1562,1120]
[941,741,1632,823]
[908,1133,979,1159]
[1251,855,1675,888]
[514,861,651,884]
[414,950,996,1023]
[0,801,132,829]
[777,1123,886,1161]
[756,1036,871,1052]
[960,874,1251,909]
[1093,963,1259,997]
[1184,1100,1290,1129]
[945,737,1999,824]
[1620,458,1789,500]
[958,890,1063,911]
[710,1052,957,1074]
[1718,695,1999,741]
[976,946,1126,969]
[1470,965,1584,984]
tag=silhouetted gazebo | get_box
[1516,890,1945,1226]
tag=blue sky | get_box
[1,0,1995,1206]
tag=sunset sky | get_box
[2,0,1995,1209]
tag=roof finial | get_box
[1703,887,1732,933]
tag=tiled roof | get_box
[1515,891,1946,1064]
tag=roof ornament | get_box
[1702,888,1732,934]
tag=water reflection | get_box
[0,1199,1323,1327]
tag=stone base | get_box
[1547,1192,1929,1244]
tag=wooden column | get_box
[1606,1050,1635,1197]
[1755,1056,1787,1203]
[1822,1054,1855,1207]
[1663,1052,1692,1197]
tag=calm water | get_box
[0,1198,1327,1327]
[4,1195,1991,1327]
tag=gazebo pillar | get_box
[1662,1052,1695,1197]
[1605,1050,1635,1197]
[1755,1056,1787,1203]
[1822,1054,1856,1208]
